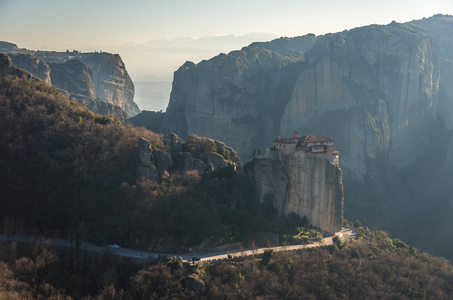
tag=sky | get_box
[1,0,453,82]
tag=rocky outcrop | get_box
[282,24,438,178]
[48,60,95,98]
[8,53,51,84]
[207,152,228,168]
[0,54,31,78]
[136,138,159,181]
[33,51,139,116]
[0,42,25,54]
[0,52,129,121]
[69,53,140,116]
[45,59,133,120]
[252,151,344,234]
[174,152,194,171]
[154,15,453,256]
[161,20,440,182]
[0,43,140,117]
[193,159,206,173]
[71,94,129,122]
[161,35,317,157]
[154,149,173,177]
[409,15,453,131]
[126,111,165,132]
[136,134,240,182]
[164,132,183,153]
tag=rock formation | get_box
[126,110,165,133]
[48,59,95,98]
[137,15,453,257]
[251,142,343,234]
[160,35,317,159]
[0,42,140,117]
[8,53,51,84]
[136,134,239,181]
[34,51,140,116]
[137,137,159,181]
[68,53,139,116]
[71,94,129,122]
[160,21,440,181]
[0,54,31,78]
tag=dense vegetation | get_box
[0,75,310,251]
[1,229,452,299]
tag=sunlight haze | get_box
[1,0,452,81]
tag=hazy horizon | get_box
[1,0,452,82]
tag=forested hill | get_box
[0,74,159,242]
[0,74,317,252]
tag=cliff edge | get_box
[251,135,344,234]
[0,42,140,118]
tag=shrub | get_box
[261,249,274,266]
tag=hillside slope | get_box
[0,74,324,252]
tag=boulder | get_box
[174,152,193,171]
[163,132,183,152]
[193,159,207,173]
[207,152,228,169]
[154,149,173,176]
[136,164,159,182]
[138,138,154,164]
[136,138,159,181]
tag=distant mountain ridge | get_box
[0,42,140,119]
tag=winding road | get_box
[0,227,356,262]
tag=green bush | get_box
[261,249,274,266]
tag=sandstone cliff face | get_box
[252,151,343,234]
[0,54,32,78]
[157,16,453,257]
[0,51,128,121]
[162,22,440,182]
[71,94,129,122]
[409,15,453,131]
[33,51,139,116]
[162,35,316,156]
[71,53,140,116]
[281,24,438,178]
[49,59,95,98]
[0,43,140,117]
[8,53,51,84]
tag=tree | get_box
[333,236,341,248]
[261,249,274,266]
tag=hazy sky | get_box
[1,0,453,81]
